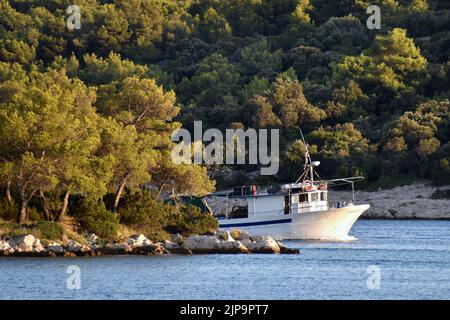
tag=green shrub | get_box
[173,205,219,236]
[119,191,218,238]
[430,158,450,184]
[83,208,119,238]
[119,191,176,226]
[0,198,18,221]
[73,199,119,237]
[27,206,42,222]
[133,224,172,242]
[37,221,65,240]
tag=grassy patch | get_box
[130,224,171,242]
[62,229,88,245]
[36,221,65,240]
[0,219,84,244]
[0,222,42,239]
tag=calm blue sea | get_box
[1,220,449,300]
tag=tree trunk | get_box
[39,189,51,221]
[6,181,13,205]
[56,190,70,222]
[156,180,168,198]
[17,191,27,226]
[113,177,128,211]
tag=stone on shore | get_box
[0,240,14,255]
[162,240,179,249]
[127,234,152,247]
[32,239,45,253]
[86,233,98,245]
[46,242,65,254]
[6,235,45,253]
[162,240,192,254]
[182,235,249,254]
[66,240,91,255]
[171,233,183,244]
[230,229,250,241]
[132,243,169,255]
[101,243,132,255]
[0,229,299,257]
[0,239,12,251]
[217,230,235,242]
[216,240,249,254]
[182,235,221,253]
[241,235,281,254]
[17,235,36,252]
[277,241,300,254]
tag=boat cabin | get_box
[229,181,329,219]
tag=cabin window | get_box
[311,193,319,202]
[299,193,308,202]
[321,192,327,201]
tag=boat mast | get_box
[299,128,314,183]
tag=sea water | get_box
[0,220,449,300]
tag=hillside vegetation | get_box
[0,0,449,233]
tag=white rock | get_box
[142,239,153,246]
[182,235,221,251]
[16,235,37,252]
[232,230,250,241]
[171,233,183,243]
[86,233,98,245]
[127,234,150,247]
[33,239,45,253]
[242,236,280,253]
[249,235,269,242]
[0,240,11,251]
[67,240,81,250]
[67,240,89,253]
[217,240,248,253]
[163,240,180,250]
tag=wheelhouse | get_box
[228,180,330,218]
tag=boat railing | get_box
[331,201,348,208]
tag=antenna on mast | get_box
[299,127,311,167]
[297,127,320,184]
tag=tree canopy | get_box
[1,0,450,226]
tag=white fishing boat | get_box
[216,135,370,240]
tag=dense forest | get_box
[0,0,449,235]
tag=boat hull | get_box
[219,204,370,240]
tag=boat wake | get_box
[335,235,358,242]
[300,235,358,242]
[319,235,358,242]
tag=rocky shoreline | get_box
[0,230,299,258]
[330,182,450,220]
